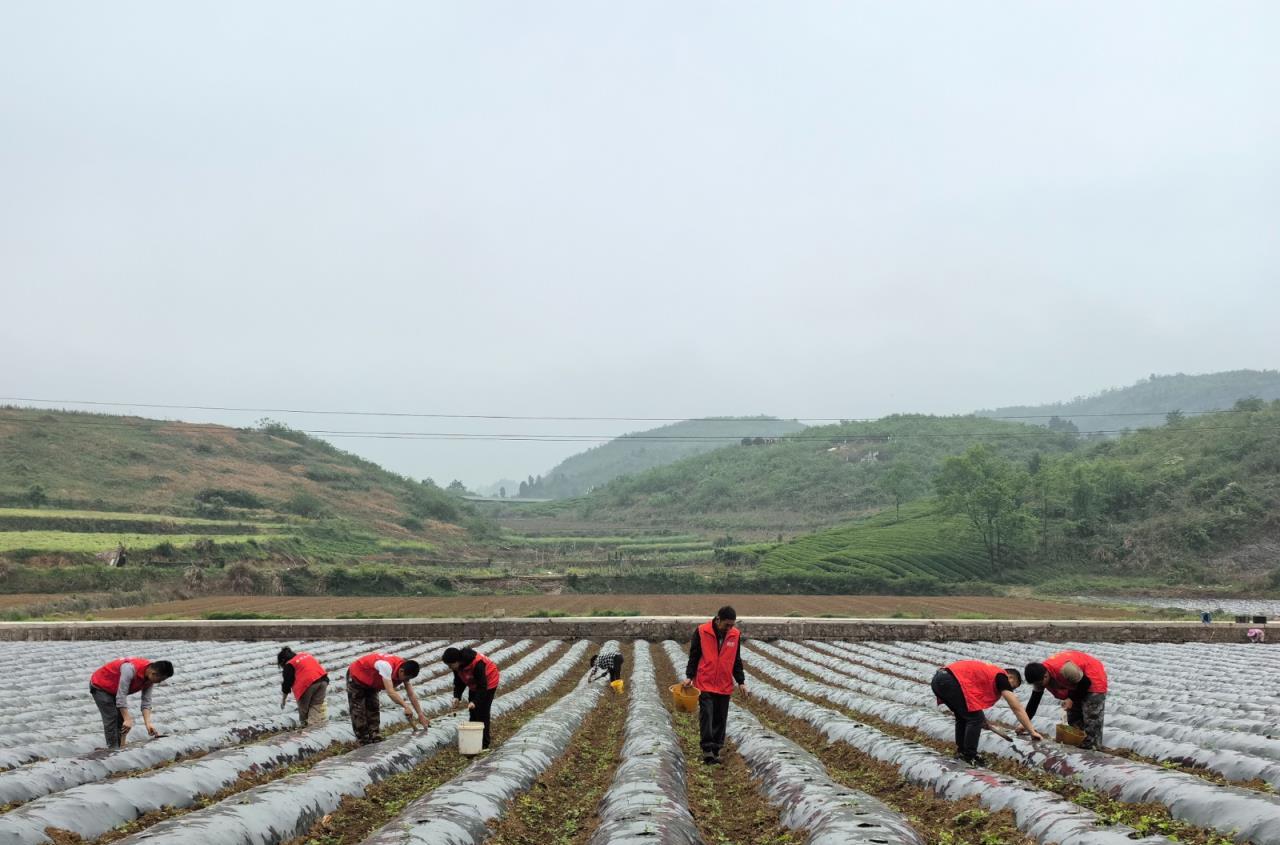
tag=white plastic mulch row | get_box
[356,642,622,845]
[659,641,926,845]
[0,639,548,845]
[105,639,591,845]
[751,640,1280,845]
[586,641,703,845]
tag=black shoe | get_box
[961,754,987,767]
[703,753,716,764]
[709,754,723,765]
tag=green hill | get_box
[546,414,1081,532]
[0,406,476,543]
[737,400,1280,594]
[521,416,806,499]
[977,369,1280,433]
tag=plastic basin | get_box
[669,683,699,712]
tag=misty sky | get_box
[3,2,1277,487]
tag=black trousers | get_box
[698,691,731,755]
[469,686,495,749]
[91,686,125,748]
[931,669,985,760]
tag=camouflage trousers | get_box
[347,674,383,744]
[1067,692,1106,750]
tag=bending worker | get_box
[346,652,429,744]
[1025,649,1108,750]
[443,646,500,750]
[931,659,1041,765]
[89,657,174,748]
[277,646,329,726]
[682,605,747,765]
[587,651,625,684]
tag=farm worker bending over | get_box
[588,652,625,684]
[1025,650,1108,750]
[89,658,174,748]
[931,660,1040,765]
[277,647,330,726]
[346,652,429,744]
[683,605,747,765]
[443,646,501,750]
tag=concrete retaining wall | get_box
[0,617,1264,643]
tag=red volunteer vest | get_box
[693,621,741,695]
[947,660,1006,712]
[1043,650,1108,697]
[288,652,327,701]
[91,658,152,695]
[348,653,406,689]
[459,653,500,692]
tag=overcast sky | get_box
[3,2,1277,487]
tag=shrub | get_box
[282,491,328,518]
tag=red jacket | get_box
[348,653,406,689]
[457,652,500,693]
[287,653,327,701]
[693,621,741,695]
[946,660,1007,712]
[1043,650,1108,697]
[91,658,152,695]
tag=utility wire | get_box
[0,396,1242,424]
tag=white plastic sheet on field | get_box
[587,642,703,845]
[0,639,555,845]
[357,642,620,845]
[660,640,925,845]
[103,640,590,845]
[748,640,1280,845]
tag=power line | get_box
[0,410,1272,443]
[0,396,1242,423]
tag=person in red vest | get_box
[89,657,174,748]
[443,646,501,750]
[1025,650,1108,750]
[682,605,747,765]
[277,647,330,726]
[931,660,1041,765]
[346,652,429,744]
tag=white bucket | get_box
[458,722,484,755]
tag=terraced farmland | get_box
[0,636,1275,845]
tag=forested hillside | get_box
[521,416,805,499]
[742,400,1280,593]
[977,370,1280,433]
[551,415,1080,531]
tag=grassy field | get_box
[80,593,1155,620]
[0,530,287,553]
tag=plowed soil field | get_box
[86,593,1145,619]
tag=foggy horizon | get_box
[4,2,1277,486]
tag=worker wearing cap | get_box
[1025,650,1108,750]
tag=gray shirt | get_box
[116,662,153,712]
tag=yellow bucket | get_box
[669,683,699,712]
[1056,724,1086,747]
[610,679,625,694]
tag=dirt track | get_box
[86,593,1148,620]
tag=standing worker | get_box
[89,657,174,748]
[682,605,747,765]
[443,646,500,750]
[931,660,1041,765]
[277,647,330,726]
[1025,650,1108,750]
[346,652,429,744]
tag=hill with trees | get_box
[0,406,479,541]
[518,416,805,499]
[976,369,1280,433]
[527,415,1082,532]
[740,399,1280,594]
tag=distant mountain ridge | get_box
[976,370,1280,433]
[518,416,806,499]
